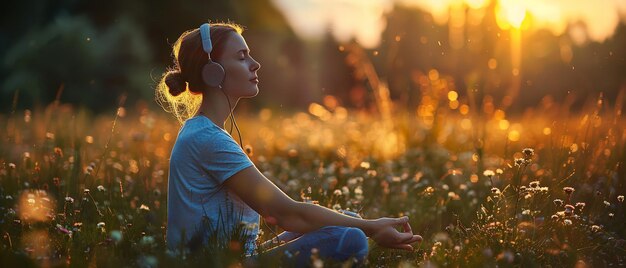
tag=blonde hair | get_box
[155,23,244,124]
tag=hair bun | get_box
[164,70,187,96]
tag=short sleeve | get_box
[195,130,254,184]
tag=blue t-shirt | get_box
[166,115,259,256]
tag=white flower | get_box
[563,219,572,225]
[65,196,74,203]
[341,186,350,196]
[97,185,105,192]
[591,225,600,232]
[354,186,363,195]
[97,222,106,228]
[483,170,495,177]
[139,204,150,211]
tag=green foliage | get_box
[2,15,153,111]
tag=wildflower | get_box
[563,219,572,225]
[524,194,532,199]
[333,189,342,196]
[483,170,495,178]
[522,148,534,159]
[54,147,63,157]
[354,186,363,195]
[553,199,563,206]
[609,213,614,218]
[618,195,624,202]
[603,201,611,207]
[556,211,565,217]
[139,204,150,211]
[97,185,105,192]
[591,225,600,232]
[56,224,70,234]
[514,158,525,167]
[97,222,106,228]
[8,163,16,169]
[341,186,350,196]
[491,188,501,194]
[84,189,90,194]
[575,202,586,209]
[496,168,504,175]
[520,186,527,192]
[529,181,540,188]
[110,230,123,243]
[563,187,575,195]
[564,205,575,215]
[65,196,74,203]
[244,145,253,156]
[522,210,531,215]
[140,236,155,246]
[551,214,559,220]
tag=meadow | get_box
[1,73,625,267]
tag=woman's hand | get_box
[368,216,422,251]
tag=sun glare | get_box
[495,0,527,29]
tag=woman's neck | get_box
[196,90,238,129]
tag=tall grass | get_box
[1,83,625,266]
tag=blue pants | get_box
[258,211,369,266]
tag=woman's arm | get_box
[223,166,422,250]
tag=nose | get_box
[251,57,261,72]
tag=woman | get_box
[156,22,422,265]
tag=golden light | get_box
[496,0,527,29]
[459,104,470,115]
[19,191,55,222]
[259,108,272,121]
[488,58,498,70]
[470,174,479,183]
[465,0,490,10]
[543,127,552,135]
[308,103,331,121]
[428,69,440,81]
[461,118,472,130]
[499,120,510,130]
[493,109,506,120]
[449,100,460,109]
[448,91,459,101]
[508,130,520,141]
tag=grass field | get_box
[1,84,625,267]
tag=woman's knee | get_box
[336,227,369,260]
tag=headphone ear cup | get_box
[201,62,225,88]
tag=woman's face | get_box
[217,33,261,98]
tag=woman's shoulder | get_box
[183,116,240,150]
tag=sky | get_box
[272,0,626,48]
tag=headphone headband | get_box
[199,23,213,56]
